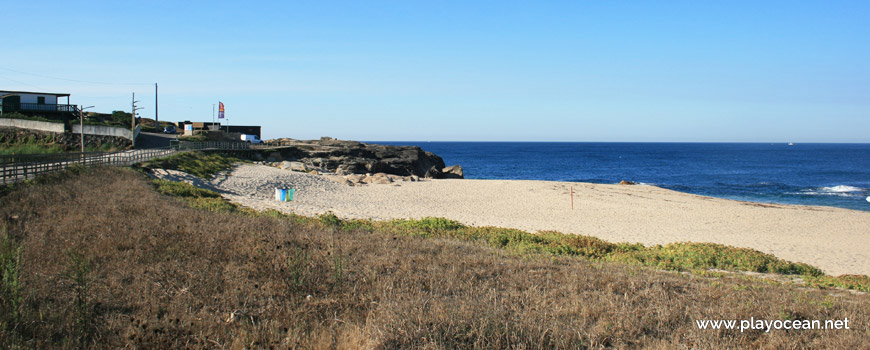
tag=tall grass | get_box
[0,167,867,348]
[0,144,69,155]
[0,226,22,332]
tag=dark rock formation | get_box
[618,180,637,185]
[257,138,462,178]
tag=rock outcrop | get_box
[256,138,463,179]
[442,165,464,179]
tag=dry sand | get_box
[168,164,870,276]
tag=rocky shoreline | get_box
[252,137,464,182]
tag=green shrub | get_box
[318,212,343,227]
[186,197,238,212]
[152,179,237,213]
[153,179,220,198]
[110,111,131,126]
[387,217,465,237]
[607,243,823,276]
[804,275,870,292]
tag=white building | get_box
[0,90,77,116]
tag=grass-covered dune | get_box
[0,167,868,348]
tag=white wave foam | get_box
[822,185,863,193]
[791,191,855,197]
[791,185,866,197]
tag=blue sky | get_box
[2,1,868,142]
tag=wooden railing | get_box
[0,148,178,185]
[8,103,79,113]
[0,141,257,185]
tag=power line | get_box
[0,75,48,90]
[0,67,151,86]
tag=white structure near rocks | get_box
[0,90,77,115]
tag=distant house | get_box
[0,90,79,119]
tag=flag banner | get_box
[218,102,225,119]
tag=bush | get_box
[154,179,220,198]
[805,275,870,292]
[152,179,237,213]
[110,111,131,125]
[607,243,824,276]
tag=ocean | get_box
[375,142,870,212]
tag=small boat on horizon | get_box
[788,142,795,146]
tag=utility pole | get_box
[131,93,144,148]
[79,105,94,152]
[155,83,158,127]
[80,106,84,153]
[212,103,215,128]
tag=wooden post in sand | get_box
[571,186,574,210]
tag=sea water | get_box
[375,142,870,211]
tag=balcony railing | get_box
[3,103,79,113]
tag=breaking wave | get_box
[790,185,866,197]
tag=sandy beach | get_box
[163,164,870,276]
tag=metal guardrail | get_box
[0,140,255,185]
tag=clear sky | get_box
[2,1,868,142]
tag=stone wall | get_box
[0,126,131,150]
[72,124,134,140]
[0,118,66,133]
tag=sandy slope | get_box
[191,164,870,276]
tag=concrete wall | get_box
[73,124,134,140]
[0,118,65,133]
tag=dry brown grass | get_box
[0,167,867,349]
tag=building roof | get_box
[0,90,71,97]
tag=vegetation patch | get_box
[804,274,870,293]
[141,152,240,179]
[0,112,61,124]
[152,179,238,213]
[0,144,68,155]
[607,242,824,276]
